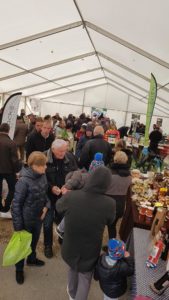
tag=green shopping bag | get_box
[2,230,32,266]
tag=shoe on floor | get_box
[44,246,53,258]
[27,258,45,266]
[55,227,64,239]
[66,286,75,300]
[16,271,24,284]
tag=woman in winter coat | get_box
[106,151,131,238]
[56,166,116,300]
[12,151,50,285]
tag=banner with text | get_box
[1,93,22,139]
[91,107,107,118]
[144,74,157,147]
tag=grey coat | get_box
[106,163,131,218]
[56,166,116,272]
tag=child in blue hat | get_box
[94,238,134,300]
[88,152,104,173]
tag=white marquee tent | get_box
[0,0,169,131]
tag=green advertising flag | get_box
[144,73,157,147]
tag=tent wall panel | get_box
[41,101,82,117]
[106,85,129,110]
[44,90,84,105]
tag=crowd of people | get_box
[1,109,164,300]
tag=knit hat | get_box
[81,123,87,129]
[108,239,125,260]
[86,124,93,132]
[94,152,103,161]
[88,152,104,173]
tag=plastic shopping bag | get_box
[2,230,32,266]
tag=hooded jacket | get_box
[94,253,134,298]
[56,166,116,272]
[12,167,50,231]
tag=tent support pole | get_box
[82,90,86,113]
[124,95,130,125]
[24,97,27,112]
[2,93,5,106]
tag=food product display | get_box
[131,171,169,209]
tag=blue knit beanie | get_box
[88,152,104,173]
[94,152,103,161]
[108,239,125,260]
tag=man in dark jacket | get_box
[0,123,22,212]
[26,120,54,159]
[79,125,112,170]
[44,139,78,258]
[56,166,116,300]
[149,125,162,153]
[27,116,43,137]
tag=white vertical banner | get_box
[1,93,22,139]
[30,98,41,114]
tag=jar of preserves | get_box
[139,205,147,223]
[145,207,154,225]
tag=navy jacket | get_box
[75,135,91,158]
[94,253,134,298]
[12,167,50,231]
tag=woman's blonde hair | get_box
[27,151,47,167]
[114,150,128,164]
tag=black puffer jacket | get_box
[94,253,134,298]
[12,167,50,231]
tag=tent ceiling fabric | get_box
[0,0,80,44]
[0,0,169,116]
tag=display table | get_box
[129,228,168,299]
[119,195,153,242]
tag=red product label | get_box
[148,240,164,265]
